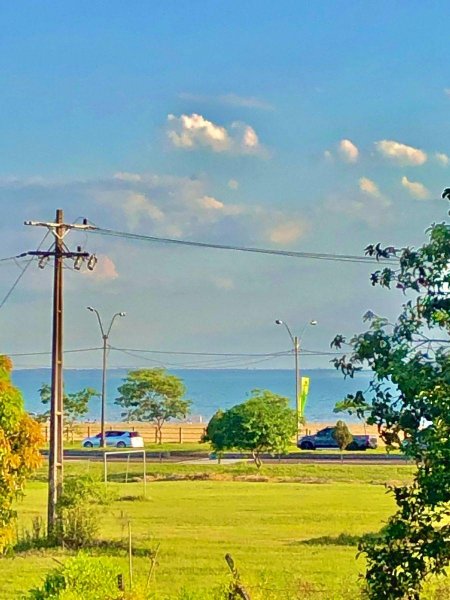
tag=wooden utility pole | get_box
[25,210,96,535]
[50,208,64,528]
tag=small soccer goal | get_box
[103,449,147,497]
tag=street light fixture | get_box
[275,318,317,432]
[87,307,126,447]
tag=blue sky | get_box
[1,2,449,370]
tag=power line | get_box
[0,258,35,310]
[110,346,297,370]
[0,252,29,263]
[7,347,103,357]
[111,346,292,358]
[6,346,341,360]
[89,226,398,265]
[0,234,51,310]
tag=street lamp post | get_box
[275,319,317,431]
[87,307,126,447]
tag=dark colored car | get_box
[297,426,377,451]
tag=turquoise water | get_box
[12,368,372,423]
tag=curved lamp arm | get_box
[87,306,105,338]
[87,307,126,339]
[299,319,318,342]
[275,319,295,346]
[106,312,126,337]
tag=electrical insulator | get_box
[38,256,49,269]
[87,254,98,271]
[73,255,83,271]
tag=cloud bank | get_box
[435,152,449,166]
[401,176,430,199]
[167,113,264,156]
[359,177,382,198]
[338,139,359,163]
[375,140,427,166]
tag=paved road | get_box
[41,450,411,465]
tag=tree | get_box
[331,194,450,599]
[202,409,227,463]
[332,420,353,463]
[39,384,99,440]
[0,355,43,552]
[115,368,191,443]
[203,390,297,468]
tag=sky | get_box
[1,1,449,370]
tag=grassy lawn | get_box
[2,462,448,599]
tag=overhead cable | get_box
[0,233,51,310]
[89,226,398,265]
[6,347,103,357]
[110,346,292,358]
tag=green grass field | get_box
[2,462,448,599]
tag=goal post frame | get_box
[103,449,147,496]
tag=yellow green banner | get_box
[297,376,310,419]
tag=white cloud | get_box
[123,192,165,229]
[359,177,381,197]
[228,179,239,190]
[338,139,359,163]
[196,195,224,210]
[3,172,307,250]
[83,255,118,281]
[191,195,243,221]
[435,152,449,166]
[238,123,259,151]
[113,172,142,182]
[167,113,229,151]
[375,140,427,165]
[401,176,430,200]
[167,113,264,156]
[323,150,333,161]
[444,88,450,97]
[325,176,391,228]
[268,221,308,245]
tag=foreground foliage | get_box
[25,553,128,599]
[0,355,42,552]
[332,195,450,598]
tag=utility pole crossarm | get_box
[27,250,90,258]
[25,220,96,230]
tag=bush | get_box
[24,553,227,600]
[54,476,111,548]
[24,553,123,599]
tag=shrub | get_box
[24,553,123,599]
[54,476,110,548]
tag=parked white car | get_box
[82,430,144,448]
